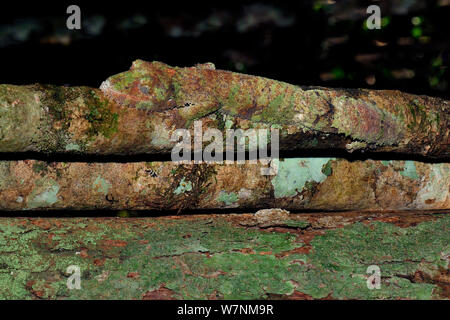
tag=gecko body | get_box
[99,60,449,157]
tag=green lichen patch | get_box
[217,191,239,206]
[173,178,193,195]
[399,161,419,180]
[0,215,447,300]
[0,220,111,299]
[381,160,391,167]
[271,158,334,198]
[295,218,449,299]
[26,178,61,209]
[415,163,449,206]
[62,219,301,300]
[92,176,112,195]
[27,185,60,209]
[65,143,81,151]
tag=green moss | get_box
[214,110,227,131]
[41,85,69,122]
[302,180,314,190]
[434,113,440,126]
[32,162,48,174]
[164,164,217,211]
[321,159,333,176]
[35,85,79,152]
[284,220,311,229]
[406,102,433,130]
[85,91,119,138]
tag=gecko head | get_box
[100,60,177,112]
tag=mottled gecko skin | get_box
[100,60,449,157]
[100,60,220,114]
[0,61,447,156]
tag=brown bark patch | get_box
[142,287,178,300]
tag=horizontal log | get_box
[0,211,448,299]
[0,159,448,211]
[0,60,448,158]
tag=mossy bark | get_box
[0,211,448,300]
[1,60,449,158]
[0,159,448,211]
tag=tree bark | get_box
[0,211,448,299]
[0,60,448,158]
[0,159,448,211]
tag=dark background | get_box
[0,0,448,98]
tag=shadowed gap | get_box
[0,149,448,163]
[0,208,448,218]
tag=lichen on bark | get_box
[0,60,449,157]
[0,211,448,300]
[0,159,448,211]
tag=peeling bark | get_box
[0,159,448,211]
[0,60,449,158]
[0,211,448,300]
